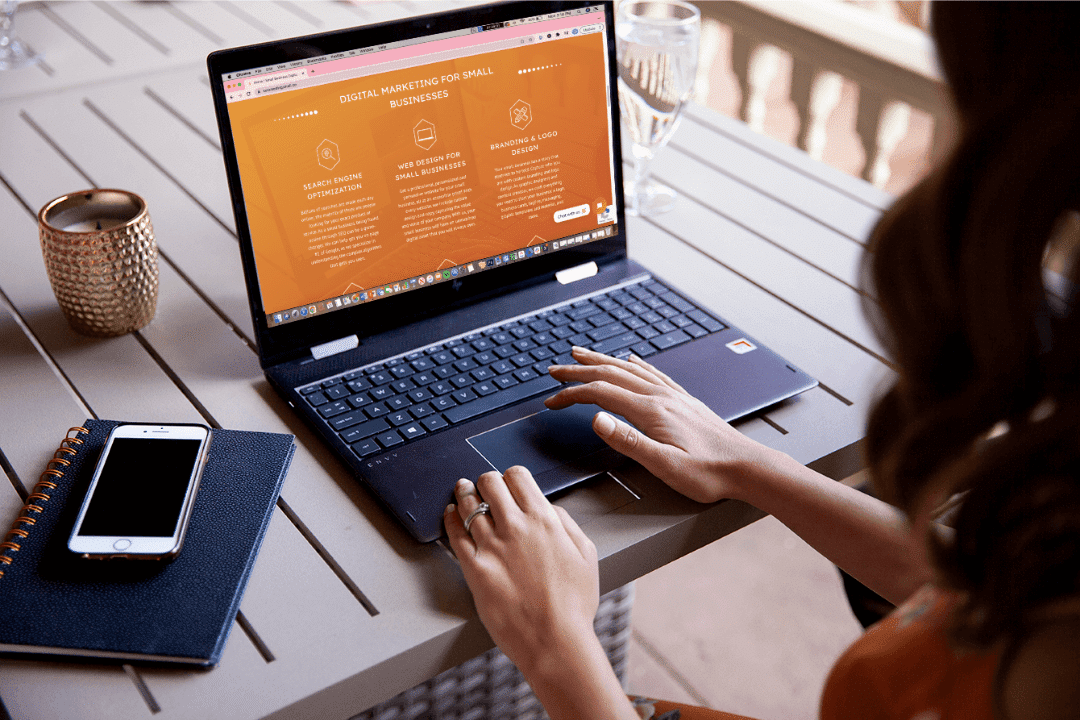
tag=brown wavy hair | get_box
[861,2,1080,650]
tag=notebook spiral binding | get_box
[0,426,89,579]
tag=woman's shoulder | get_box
[820,585,1000,720]
[1000,609,1080,720]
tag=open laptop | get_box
[207,1,816,542]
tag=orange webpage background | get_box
[227,33,616,315]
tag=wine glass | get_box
[0,0,39,71]
[617,0,700,217]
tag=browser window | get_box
[219,6,619,326]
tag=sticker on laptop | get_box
[726,338,757,354]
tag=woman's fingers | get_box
[454,477,496,541]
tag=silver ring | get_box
[464,502,491,534]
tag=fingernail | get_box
[571,345,587,354]
[445,503,456,515]
[594,411,616,437]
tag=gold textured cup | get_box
[38,189,158,337]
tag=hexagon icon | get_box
[413,119,437,151]
[510,99,532,130]
[316,139,340,170]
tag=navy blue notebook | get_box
[0,420,295,666]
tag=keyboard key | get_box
[636,325,660,340]
[452,345,475,358]
[471,367,495,382]
[651,329,692,351]
[510,325,532,339]
[547,313,572,327]
[688,310,725,333]
[474,351,497,365]
[370,386,394,400]
[410,358,434,372]
[491,359,515,374]
[390,378,415,393]
[318,400,350,418]
[451,374,473,389]
[511,353,534,368]
[453,358,478,372]
[347,378,372,393]
[330,409,368,431]
[430,380,455,395]
[685,323,708,338]
[376,431,403,449]
[340,417,390,444]
[407,388,433,402]
[414,371,437,386]
[550,325,575,339]
[434,365,457,379]
[348,393,372,409]
[391,365,413,379]
[368,371,392,385]
[631,342,657,357]
[653,320,677,334]
[588,313,617,328]
[410,403,434,419]
[513,367,538,382]
[365,402,389,418]
[473,380,498,396]
[512,338,536,352]
[422,415,449,432]
[452,388,478,404]
[445,375,561,424]
[432,351,455,365]
[400,423,426,440]
[588,322,627,342]
[591,331,640,355]
[386,396,411,410]
[431,395,457,411]
[471,338,495,352]
[661,292,695,313]
[494,375,519,389]
[325,385,350,400]
[387,409,413,426]
[567,304,600,320]
[351,438,381,458]
[300,386,319,395]
[306,391,330,407]
[670,314,694,328]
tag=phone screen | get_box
[77,437,203,538]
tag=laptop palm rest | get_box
[467,404,623,494]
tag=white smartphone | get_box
[68,423,212,560]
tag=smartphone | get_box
[68,424,212,560]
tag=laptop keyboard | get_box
[299,277,726,460]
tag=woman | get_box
[444,3,1080,718]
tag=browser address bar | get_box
[248,69,309,89]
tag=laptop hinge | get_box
[555,261,598,285]
[310,334,359,360]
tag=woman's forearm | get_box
[727,448,932,606]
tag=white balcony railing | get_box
[692,0,951,190]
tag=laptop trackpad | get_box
[467,404,620,494]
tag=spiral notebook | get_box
[0,420,295,666]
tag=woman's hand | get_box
[544,346,772,504]
[444,467,600,674]
[444,468,638,720]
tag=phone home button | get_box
[113,538,132,551]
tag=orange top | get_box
[820,585,1002,720]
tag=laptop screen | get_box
[214,3,620,332]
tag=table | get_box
[0,3,893,718]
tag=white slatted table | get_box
[0,3,893,719]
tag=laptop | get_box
[207,1,816,542]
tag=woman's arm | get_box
[545,347,932,606]
[444,471,639,720]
